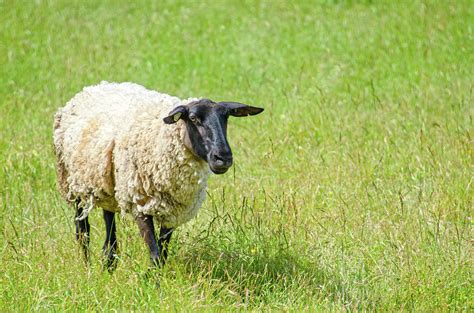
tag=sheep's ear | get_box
[163,106,188,124]
[219,102,264,117]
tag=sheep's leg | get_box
[75,199,90,263]
[136,214,160,267]
[158,227,174,266]
[102,210,118,272]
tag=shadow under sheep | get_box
[178,241,345,304]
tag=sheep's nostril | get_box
[212,155,224,167]
[211,153,232,168]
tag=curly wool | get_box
[53,82,210,228]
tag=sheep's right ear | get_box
[163,106,188,124]
[219,102,264,117]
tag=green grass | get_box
[0,0,472,310]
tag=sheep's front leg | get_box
[136,214,160,267]
[158,227,174,266]
[102,210,118,272]
[75,199,90,263]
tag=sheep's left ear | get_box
[163,106,188,124]
[219,102,264,117]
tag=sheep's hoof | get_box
[103,258,118,273]
[101,252,119,273]
[142,268,161,289]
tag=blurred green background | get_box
[0,0,472,310]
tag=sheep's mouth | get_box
[209,164,231,174]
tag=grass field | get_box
[0,0,472,310]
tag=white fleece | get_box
[53,82,209,228]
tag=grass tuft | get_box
[0,0,472,310]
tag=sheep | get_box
[53,81,263,270]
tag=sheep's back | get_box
[53,82,181,201]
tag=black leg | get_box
[75,199,90,263]
[136,214,160,267]
[158,227,174,266]
[102,210,118,272]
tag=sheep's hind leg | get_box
[136,214,160,267]
[102,210,118,272]
[158,227,174,266]
[75,199,90,264]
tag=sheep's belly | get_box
[132,187,207,228]
[96,196,120,213]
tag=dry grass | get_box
[0,0,472,310]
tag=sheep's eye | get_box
[189,114,199,123]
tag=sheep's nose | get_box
[209,151,233,174]
[211,152,233,167]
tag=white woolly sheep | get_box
[53,81,263,270]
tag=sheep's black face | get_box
[163,99,264,174]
